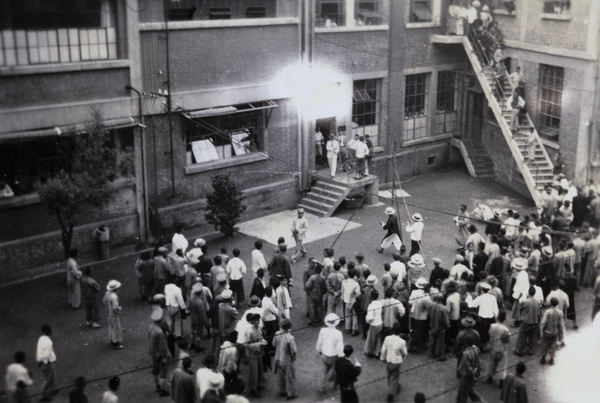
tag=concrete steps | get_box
[297,180,351,217]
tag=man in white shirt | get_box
[251,240,267,277]
[352,136,370,179]
[5,351,33,400]
[165,278,187,338]
[186,238,205,268]
[326,134,340,179]
[406,213,424,256]
[468,282,498,347]
[380,324,408,402]
[342,269,361,336]
[226,248,247,306]
[291,208,309,264]
[506,91,525,134]
[36,324,57,401]
[508,66,523,93]
[390,253,407,282]
[171,225,188,254]
[316,313,344,394]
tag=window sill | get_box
[405,22,439,29]
[493,10,517,17]
[185,153,268,174]
[0,193,40,210]
[402,133,454,147]
[372,146,385,154]
[315,25,389,33]
[140,17,299,31]
[541,14,571,21]
[540,138,560,149]
[0,59,129,76]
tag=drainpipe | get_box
[164,0,176,197]
[126,85,150,244]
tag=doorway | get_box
[466,91,485,143]
[315,117,336,167]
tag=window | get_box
[246,6,267,18]
[352,79,380,145]
[209,8,232,19]
[168,0,198,21]
[538,64,564,142]
[410,0,433,23]
[436,71,457,134]
[186,102,275,165]
[316,0,345,27]
[0,0,117,66]
[543,1,570,15]
[404,74,429,141]
[355,1,384,25]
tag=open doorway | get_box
[466,91,485,144]
[315,117,336,167]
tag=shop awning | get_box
[184,100,278,118]
[0,117,138,142]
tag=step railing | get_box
[461,27,543,206]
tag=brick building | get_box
[1,0,598,279]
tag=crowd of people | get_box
[4,172,600,403]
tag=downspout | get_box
[386,0,395,183]
[164,0,176,197]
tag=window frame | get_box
[316,0,346,27]
[404,73,429,141]
[537,64,564,143]
[352,79,381,145]
[542,1,571,15]
[435,70,457,135]
[355,0,384,26]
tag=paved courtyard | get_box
[1,169,597,402]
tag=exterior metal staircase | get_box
[437,28,554,206]
[297,179,351,217]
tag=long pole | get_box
[164,0,176,197]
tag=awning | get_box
[184,100,278,118]
[0,117,138,142]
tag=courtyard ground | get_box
[1,168,597,403]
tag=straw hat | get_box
[106,280,121,291]
[415,277,429,289]
[221,289,233,300]
[472,1,481,7]
[410,254,425,266]
[480,282,492,291]
[324,313,341,327]
[412,213,423,222]
[462,316,476,327]
[194,238,206,247]
[248,295,261,307]
[216,273,227,283]
[366,275,378,286]
[192,283,203,293]
[385,207,396,215]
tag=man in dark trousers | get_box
[501,362,528,403]
[377,207,402,254]
[335,345,362,403]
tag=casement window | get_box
[316,0,346,27]
[538,64,564,143]
[410,0,433,23]
[404,73,429,141]
[355,1,384,25]
[435,70,457,135]
[543,1,570,15]
[0,0,118,66]
[352,79,380,145]
[185,101,277,165]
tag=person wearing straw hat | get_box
[468,282,498,347]
[380,324,407,403]
[406,213,424,256]
[201,375,226,403]
[316,313,344,394]
[407,254,426,289]
[510,259,530,326]
[291,208,309,264]
[186,238,205,268]
[273,318,298,400]
[408,278,431,353]
[454,204,470,251]
[359,275,379,339]
[377,207,402,254]
[103,280,124,349]
[149,308,171,397]
[453,316,480,379]
[513,287,540,356]
[243,313,268,398]
[188,282,209,353]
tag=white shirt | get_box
[380,335,407,364]
[261,296,279,322]
[251,249,267,276]
[366,300,383,327]
[186,247,203,265]
[36,335,56,364]
[171,233,188,254]
[316,327,344,357]
[506,96,525,111]
[512,270,530,301]
[196,368,223,399]
[164,283,186,309]
[326,139,340,158]
[390,261,406,281]
[342,278,361,304]
[406,221,424,241]
[5,363,33,391]
[227,257,247,281]
[291,216,309,239]
[352,141,370,159]
[468,293,499,319]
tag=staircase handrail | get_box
[467,26,508,103]
[460,33,543,206]
[522,113,553,171]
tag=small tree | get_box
[205,174,246,236]
[36,112,131,258]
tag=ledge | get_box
[540,138,560,150]
[0,193,40,210]
[315,25,389,33]
[184,153,268,174]
[405,22,440,29]
[402,133,454,148]
[140,17,299,31]
[541,14,571,21]
[0,60,130,76]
